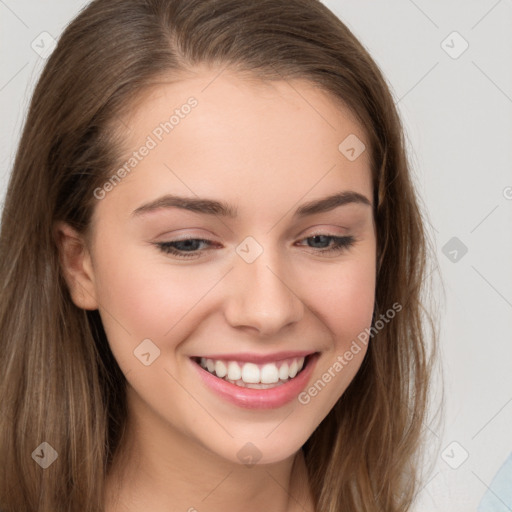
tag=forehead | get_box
[97,67,373,222]
[123,67,368,147]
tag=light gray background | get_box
[1,1,511,510]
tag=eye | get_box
[154,234,356,259]
[295,234,355,255]
[155,237,215,259]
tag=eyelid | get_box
[302,226,348,237]
[152,218,354,240]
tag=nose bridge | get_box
[224,237,304,335]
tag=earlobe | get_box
[53,221,99,310]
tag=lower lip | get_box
[191,353,319,409]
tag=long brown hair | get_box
[0,0,440,510]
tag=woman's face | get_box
[68,67,376,465]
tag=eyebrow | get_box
[131,191,372,219]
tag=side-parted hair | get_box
[0,1,440,510]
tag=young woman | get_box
[0,0,439,510]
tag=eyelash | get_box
[155,234,356,259]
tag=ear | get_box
[53,221,98,310]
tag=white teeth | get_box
[214,360,227,378]
[260,363,279,384]
[289,360,298,378]
[241,362,260,383]
[279,362,289,380]
[227,361,242,381]
[197,355,309,386]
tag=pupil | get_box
[180,240,198,251]
[310,235,328,248]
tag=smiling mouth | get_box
[190,353,315,389]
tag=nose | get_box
[224,247,305,336]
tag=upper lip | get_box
[191,350,317,364]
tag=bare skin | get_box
[55,65,376,512]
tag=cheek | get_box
[334,265,375,343]
[304,255,375,380]
[90,240,204,362]
[293,257,375,417]
[303,255,376,344]
[96,263,201,331]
